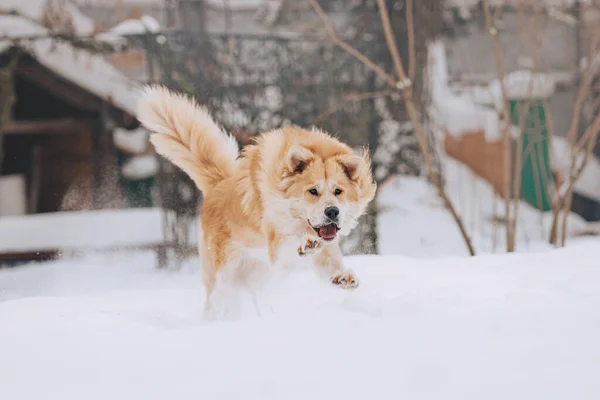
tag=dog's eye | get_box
[334,188,343,196]
[308,188,319,196]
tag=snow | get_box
[378,156,595,257]
[428,42,558,143]
[489,70,557,104]
[1,240,600,399]
[19,37,142,115]
[551,136,600,202]
[428,39,559,144]
[428,41,501,142]
[0,0,95,35]
[0,15,47,37]
[114,127,150,154]
[97,14,160,42]
[570,156,600,202]
[0,208,165,253]
[1,153,593,256]
[121,153,160,179]
[111,15,160,34]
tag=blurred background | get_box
[1,0,599,268]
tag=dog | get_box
[137,85,377,315]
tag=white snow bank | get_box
[378,156,593,257]
[1,241,600,399]
[428,41,500,142]
[0,208,166,253]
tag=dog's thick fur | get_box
[137,86,377,314]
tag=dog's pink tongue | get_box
[319,224,337,239]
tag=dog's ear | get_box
[338,151,369,181]
[286,145,313,173]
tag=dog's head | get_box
[278,142,377,242]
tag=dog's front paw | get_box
[331,273,359,289]
[297,235,323,256]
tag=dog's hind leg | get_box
[209,268,242,320]
[199,242,227,319]
[203,246,249,320]
[200,250,219,319]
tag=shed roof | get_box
[0,5,142,120]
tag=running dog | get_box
[137,86,377,314]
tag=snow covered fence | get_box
[0,208,173,265]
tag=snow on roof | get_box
[96,15,160,42]
[428,40,501,142]
[0,15,46,37]
[115,15,160,34]
[489,70,557,105]
[0,15,142,116]
[1,0,95,35]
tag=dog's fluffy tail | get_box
[136,85,238,193]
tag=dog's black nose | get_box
[324,206,339,220]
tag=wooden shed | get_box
[0,44,140,216]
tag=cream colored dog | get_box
[137,86,376,315]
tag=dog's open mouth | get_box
[312,223,339,241]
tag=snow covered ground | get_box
[1,240,600,400]
[377,157,597,257]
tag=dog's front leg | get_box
[297,234,324,256]
[314,243,359,289]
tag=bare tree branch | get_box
[482,0,515,252]
[308,0,476,256]
[307,0,397,87]
[406,0,416,81]
[511,1,546,249]
[550,26,600,246]
[559,113,600,246]
[375,0,408,84]
[314,89,394,124]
